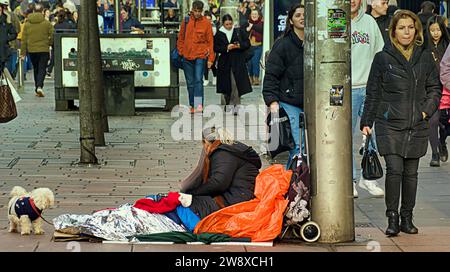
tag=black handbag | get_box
[266,108,295,158]
[361,135,383,180]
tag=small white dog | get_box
[7,186,54,235]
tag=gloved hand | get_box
[178,193,192,208]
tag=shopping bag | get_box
[361,134,383,180]
[265,108,295,158]
[2,68,20,103]
[170,16,189,70]
[0,73,18,123]
[170,48,184,69]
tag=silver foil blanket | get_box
[53,204,186,241]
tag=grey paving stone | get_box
[1,76,449,252]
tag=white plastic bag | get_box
[2,69,21,103]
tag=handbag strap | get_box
[183,16,189,40]
[364,134,376,153]
[0,68,9,88]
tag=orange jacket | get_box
[177,15,215,63]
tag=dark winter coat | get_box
[0,13,17,65]
[262,30,304,108]
[187,142,262,219]
[214,27,252,98]
[361,45,442,158]
[366,6,392,45]
[374,15,392,46]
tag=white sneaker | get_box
[203,80,209,87]
[212,77,216,85]
[358,178,384,197]
[353,183,359,198]
[36,88,45,97]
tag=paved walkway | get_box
[1,74,449,252]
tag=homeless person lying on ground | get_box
[179,126,262,219]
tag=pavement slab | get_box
[0,74,449,252]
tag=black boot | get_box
[400,214,418,234]
[385,211,400,236]
[430,153,440,167]
[440,144,448,162]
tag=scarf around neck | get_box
[219,26,234,43]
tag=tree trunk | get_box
[78,0,97,164]
[88,0,108,146]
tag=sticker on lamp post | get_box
[330,85,344,106]
[328,9,347,39]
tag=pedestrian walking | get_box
[438,35,450,164]
[20,3,54,97]
[262,3,305,168]
[361,10,442,236]
[351,0,385,198]
[425,15,449,166]
[214,14,252,115]
[367,0,392,45]
[177,0,214,114]
[244,8,263,86]
[3,2,20,79]
[0,0,17,72]
[203,10,216,87]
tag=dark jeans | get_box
[183,58,206,108]
[47,46,54,74]
[384,154,420,217]
[6,49,18,79]
[29,52,49,91]
[439,109,450,146]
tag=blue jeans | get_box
[280,102,303,168]
[247,45,262,77]
[7,50,17,77]
[352,87,377,183]
[183,58,206,108]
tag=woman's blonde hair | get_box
[202,126,234,145]
[389,9,424,47]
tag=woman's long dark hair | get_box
[284,3,304,36]
[426,15,450,63]
[222,14,233,24]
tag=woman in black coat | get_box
[262,3,305,167]
[0,4,17,71]
[180,127,262,219]
[361,10,441,237]
[214,14,252,114]
[425,15,450,166]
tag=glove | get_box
[178,193,192,208]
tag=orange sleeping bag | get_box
[194,164,292,242]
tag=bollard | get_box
[114,0,120,33]
[304,0,355,243]
[138,0,142,21]
[17,49,24,90]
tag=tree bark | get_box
[78,0,97,164]
[88,0,108,146]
